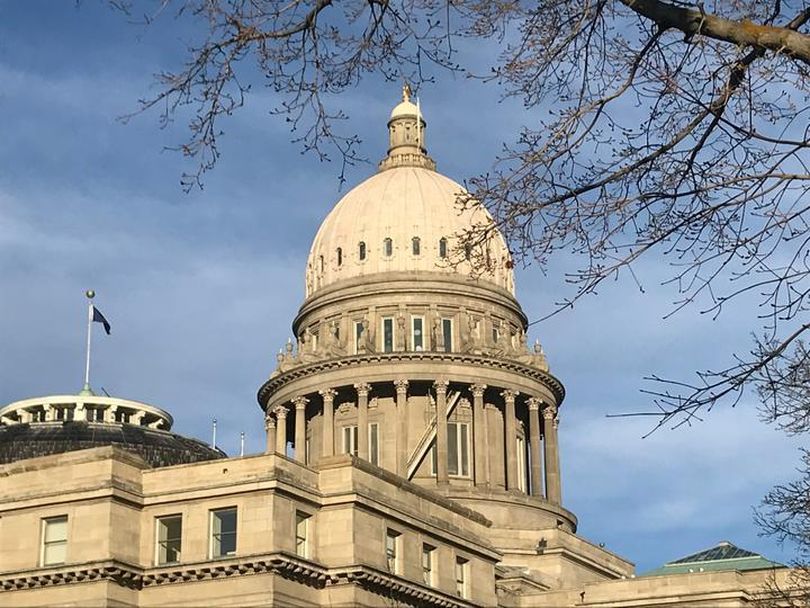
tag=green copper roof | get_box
[642,541,784,577]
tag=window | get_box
[115,409,130,424]
[336,247,343,267]
[359,241,367,260]
[354,321,363,354]
[41,516,67,566]
[448,422,470,477]
[382,317,394,353]
[422,544,435,586]
[369,422,380,466]
[411,316,424,352]
[383,237,393,257]
[463,241,473,260]
[386,529,400,573]
[517,435,527,493]
[156,515,182,565]
[319,255,324,273]
[210,508,237,558]
[343,425,359,456]
[442,318,453,352]
[295,512,310,558]
[455,556,469,597]
[412,236,421,255]
[438,237,448,259]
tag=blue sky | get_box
[0,1,804,573]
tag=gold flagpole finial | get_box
[402,82,412,102]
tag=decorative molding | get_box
[271,404,289,419]
[336,402,355,416]
[258,352,565,406]
[527,397,542,411]
[354,383,372,398]
[292,396,310,410]
[318,388,337,403]
[394,378,409,394]
[470,383,487,398]
[501,389,518,403]
[0,556,475,607]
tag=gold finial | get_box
[402,82,412,102]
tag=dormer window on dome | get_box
[336,247,343,267]
[359,241,367,260]
[384,238,393,257]
[412,236,421,256]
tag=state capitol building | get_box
[0,89,789,607]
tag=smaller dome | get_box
[390,83,418,119]
[390,99,418,119]
[0,394,225,467]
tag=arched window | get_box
[359,241,366,260]
[384,237,393,257]
[336,247,343,267]
[412,236,421,256]
[438,237,448,259]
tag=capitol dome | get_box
[304,87,514,299]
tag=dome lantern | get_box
[379,84,436,172]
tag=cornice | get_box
[0,554,480,606]
[258,352,565,407]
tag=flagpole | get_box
[84,289,95,391]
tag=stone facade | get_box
[0,89,790,606]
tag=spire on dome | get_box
[379,86,436,172]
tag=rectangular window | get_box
[343,425,359,456]
[369,422,380,466]
[354,321,363,354]
[210,508,237,558]
[156,515,182,565]
[295,511,310,558]
[455,556,469,597]
[41,516,68,566]
[382,317,394,353]
[448,422,470,477]
[422,544,435,586]
[411,317,424,351]
[517,436,527,493]
[385,529,400,574]
[442,318,453,352]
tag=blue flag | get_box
[92,306,111,335]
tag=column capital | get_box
[354,382,372,397]
[394,378,409,394]
[264,415,276,431]
[471,383,487,398]
[292,396,309,410]
[501,388,518,403]
[319,388,337,401]
[527,397,543,411]
[543,403,559,420]
[271,404,289,419]
[433,379,449,395]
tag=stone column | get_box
[434,379,449,485]
[319,388,337,458]
[355,383,371,460]
[264,414,276,454]
[544,404,561,504]
[273,405,289,455]
[502,389,518,491]
[394,379,409,476]
[471,384,488,487]
[527,397,544,498]
[293,396,309,463]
